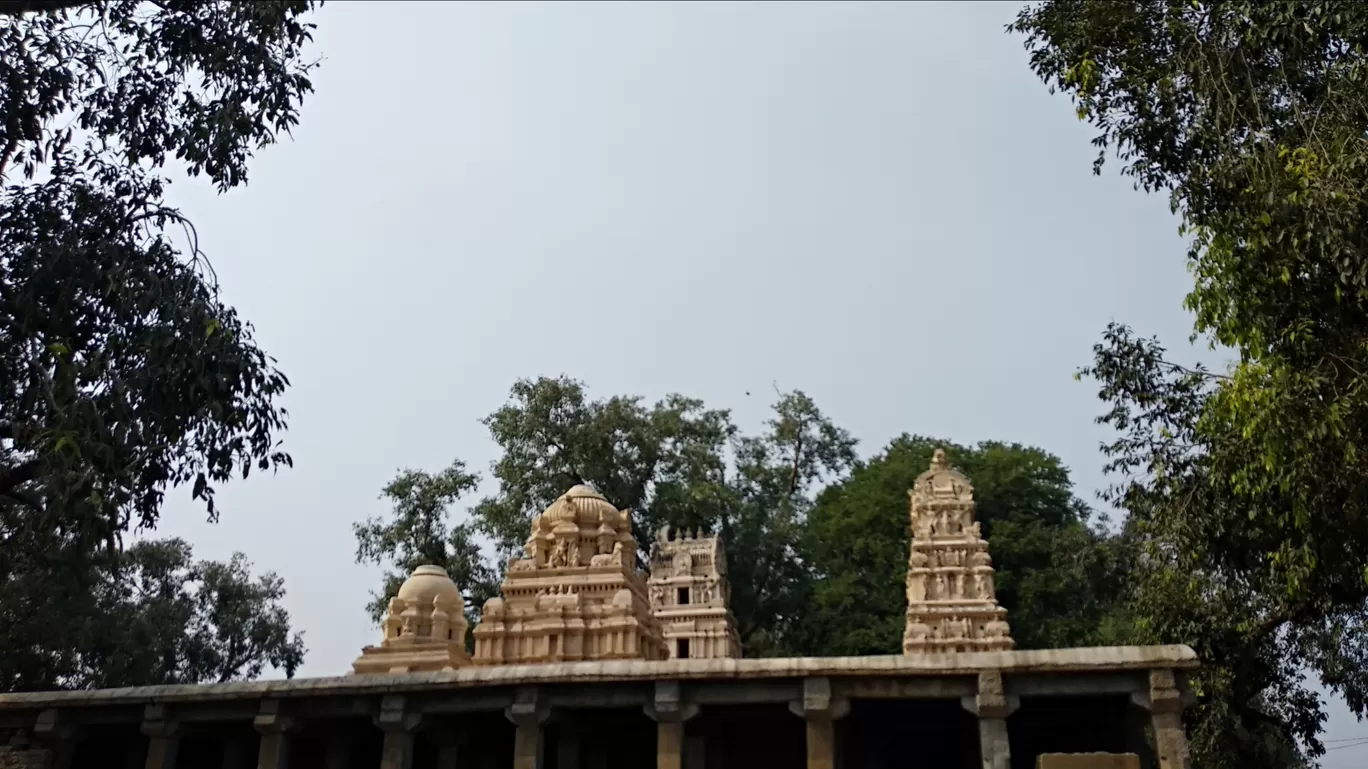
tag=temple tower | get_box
[473,484,668,664]
[647,526,742,659]
[351,564,473,674]
[903,449,1014,654]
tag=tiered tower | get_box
[351,565,472,674]
[647,526,742,659]
[473,484,668,664]
[903,449,1014,654]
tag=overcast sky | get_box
[150,0,1366,760]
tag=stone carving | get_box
[903,449,1015,654]
[646,525,742,659]
[473,485,667,664]
[351,565,472,674]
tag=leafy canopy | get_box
[0,0,319,690]
[1012,1,1368,764]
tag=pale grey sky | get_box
[149,0,1365,761]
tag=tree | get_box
[1012,3,1368,764]
[0,536,305,691]
[0,0,319,690]
[798,436,1124,656]
[353,460,498,642]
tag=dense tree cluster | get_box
[0,0,319,691]
[1012,1,1368,766]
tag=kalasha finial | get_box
[931,448,949,471]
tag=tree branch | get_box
[0,0,95,16]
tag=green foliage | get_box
[0,0,319,690]
[799,436,1122,656]
[1013,3,1368,765]
[0,536,304,691]
[354,460,498,644]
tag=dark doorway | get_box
[841,699,979,769]
[691,704,805,769]
[546,707,654,769]
[1009,695,1149,769]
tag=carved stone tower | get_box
[351,564,472,674]
[473,484,668,664]
[903,449,1014,654]
[647,526,742,659]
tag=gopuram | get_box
[472,484,668,664]
[350,565,471,674]
[0,472,1198,769]
[647,526,742,660]
[903,449,1014,654]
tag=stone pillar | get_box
[33,709,77,769]
[374,695,423,769]
[1133,670,1192,769]
[645,681,699,769]
[254,700,294,769]
[141,705,180,769]
[788,678,849,769]
[960,671,1017,769]
[506,686,549,769]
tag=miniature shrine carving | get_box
[646,525,742,659]
[351,564,472,674]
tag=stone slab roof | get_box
[0,645,1196,709]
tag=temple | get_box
[472,485,667,664]
[647,526,742,660]
[350,565,471,674]
[0,472,1197,769]
[903,449,1014,654]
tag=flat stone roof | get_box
[0,645,1195,709]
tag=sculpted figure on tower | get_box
[903,449,1014,654]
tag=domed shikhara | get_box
[350,564,472,675]
[397,564,465,611]
[473,484,667,665]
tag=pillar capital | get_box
[788,677,850,722]
[141,704,179,739]
[505,685,551,729]
[374,694,424,734]
[253,699,297,734]
[959,670,1019,720]
[645,681,699,723]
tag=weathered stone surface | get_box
[1036,754,1141,769]
[903,449,1014,654]
[474,485,667,664]
[352,565,473,674]
[0,647,1198,708]
[0,748,50,769]
[647,527,741,659]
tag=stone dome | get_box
[396,565,464,611]
[543,484,622,531]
